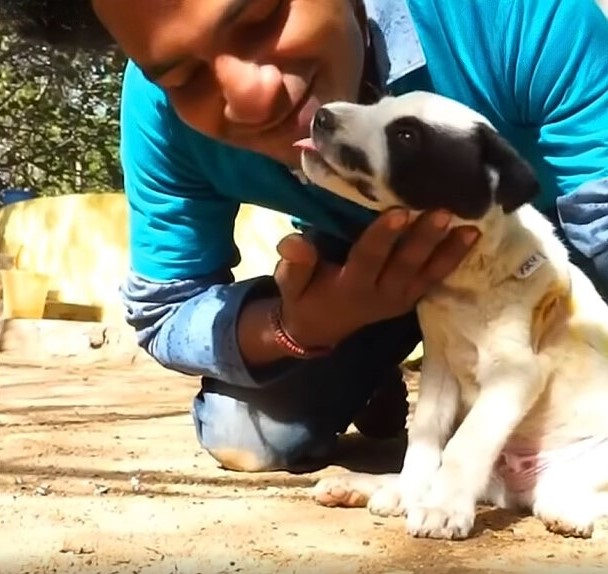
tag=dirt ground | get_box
[2,348,608,574]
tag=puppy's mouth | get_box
[293,138,377,202]
[293,137,338,176]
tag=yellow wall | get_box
[0,193,294,324]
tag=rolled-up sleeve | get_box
[556,178,608,288]
[120,270,304,387]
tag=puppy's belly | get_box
[494,436,608,496]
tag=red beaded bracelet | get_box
[269,303,333,359]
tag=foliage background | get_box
[0,29,125,195]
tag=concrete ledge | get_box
[0,318,425,368]
[0,319,151,364]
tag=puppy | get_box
[295,91,608,540]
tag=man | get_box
[10,0,608,473]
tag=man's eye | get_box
[162,64,205,90]
[249,0,285,24]
[240,0,285,31]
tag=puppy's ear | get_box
[477,123,540,214]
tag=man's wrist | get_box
[236,296,294,367]
[268,301,334,359]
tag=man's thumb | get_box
[274,234,318,301]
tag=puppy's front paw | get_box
[406,488,476,540]
[400,473,433,515]
[368,486,405,517]
[399,448,441,513]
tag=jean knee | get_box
[191,392,336,472]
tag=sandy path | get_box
[2,355,608,574]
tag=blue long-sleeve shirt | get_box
[120,0,608,385]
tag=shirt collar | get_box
[362,0,427,87]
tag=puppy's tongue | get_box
[293,138,317,151]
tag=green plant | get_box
[0,2,124,195]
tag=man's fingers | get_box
[274,233,318,301]
[406,226,480,301]
[343,208,410,286]
[378,210,452,290]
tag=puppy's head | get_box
[296,91,539,221]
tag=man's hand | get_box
[274,208,479,348]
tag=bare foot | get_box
[312,472,398,508]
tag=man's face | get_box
[93,0,366,167]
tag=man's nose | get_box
[313,107,338,135]
[214,54,284,125]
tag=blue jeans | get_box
[192,311,420,471]
[191,226,420,471]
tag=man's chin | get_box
[223,124,314,172]
[262,143,304,172]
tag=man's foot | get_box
[353,369,408,439]
[313,472,398,507]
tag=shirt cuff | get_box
[556,177,608,286]
[120,270,302,388]
[556,177,608,259]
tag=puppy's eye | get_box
[386,117,421,149]
[397,128,418,143]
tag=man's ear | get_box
[477,123,540,214]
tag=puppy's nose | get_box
[313,108,338,134]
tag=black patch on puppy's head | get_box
[476,123,539,214]
[384,117,539,219]
[338,144,373,176]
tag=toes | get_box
[407,507,474,540]
[542,516,594,539]
[312,473,400,509]
[368,488,405,517]
[534,500,595,539]
[312,476,370,508]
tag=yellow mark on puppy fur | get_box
[530,281,572,353]
[566,266,608,359]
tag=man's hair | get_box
[1,0,114,49]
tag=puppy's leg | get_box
[399,345,460,514]
[313,345,459,519]
[532,438,608,538]
[408,340,545,540]
[313,472,399,509]
[480,472,512,509]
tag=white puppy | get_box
[296,91,608,540]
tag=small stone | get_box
[93,484,110,496]
[130,476,142,492]
[60,543,95,555]
[35,484,50,496]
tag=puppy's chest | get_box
[418,295,494,402]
